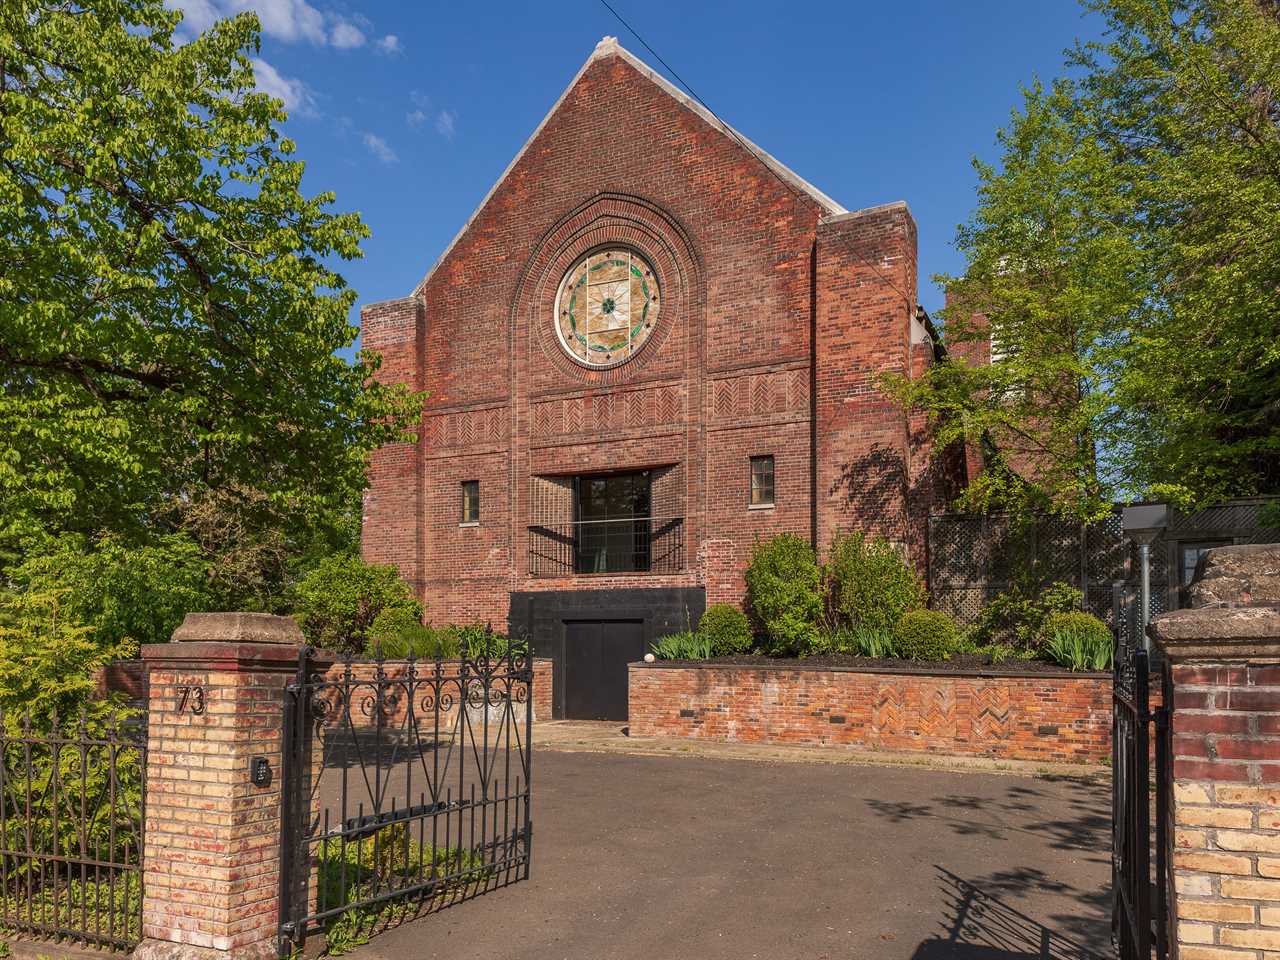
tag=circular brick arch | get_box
[515,193,705,387]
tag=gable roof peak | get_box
[409,35,845,296]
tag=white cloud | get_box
[362,132,398,164]
[168,0,387,50]
[329,18,365,49]
[406,108,428,129]
[165,0,221,34]
[435,109,456,140]
[251,57,316,115]
[227,0,326,44]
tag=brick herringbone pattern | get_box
[630,665,1110,763]
[917,684,957,739]
[970,684,1012,743]
[874,682,906,736]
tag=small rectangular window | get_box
[749,456,775,507]
[460,480,480,524]
[1180,540,1231,586]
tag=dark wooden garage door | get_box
[563,620,646,720]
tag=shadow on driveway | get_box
[911,867,1105,959]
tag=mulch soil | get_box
[657,652,1098,675]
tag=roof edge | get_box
[602,38,847,218]
[408,36,846,297]
[819,200,912,226]
[360,294,419,313]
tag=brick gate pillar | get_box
[134,613,308,960]
[1151,547,1280,959]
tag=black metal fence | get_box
[278,642,533,955]
[1111,632,1171,959]
[527,516,684,577]
[0,706,146,950]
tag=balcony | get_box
[527,516,685,577]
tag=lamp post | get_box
[1121,503,1169,650]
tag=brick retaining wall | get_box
[93,659,148,704]
[628,662,1111,763]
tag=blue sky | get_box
[172,0,1105,331]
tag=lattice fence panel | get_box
[928,511,1128,625]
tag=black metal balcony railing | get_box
[527,516,684,577]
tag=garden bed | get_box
[657,652,1087,675]
[628,659,1110,763]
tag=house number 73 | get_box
[177,685,206,716]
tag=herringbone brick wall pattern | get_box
[628,663,1110,763]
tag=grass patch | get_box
[0,874,140,948]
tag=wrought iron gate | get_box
[0,706,146,950]
[1112,633,1171,959]
[277,643,533,954]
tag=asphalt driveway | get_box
[351,745,1111,960]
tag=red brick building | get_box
[362,37,957,718]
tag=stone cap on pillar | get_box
[1150,606,1280,662]
[142,612,308,671]
[1186,544,1280,608]
[171,611,305,645]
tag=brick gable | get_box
[361,38,956,634]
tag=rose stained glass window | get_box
[555,248,660,367]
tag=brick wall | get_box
[360,40,958,625]
[361,296,424,596]
[1168,661,1280,956]
[814,203,918,558]
[93,658,147,704]
[628,662,1111,763]
[140,659,295,959]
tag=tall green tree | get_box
[0,0,419,554]
[895,0,1280,519]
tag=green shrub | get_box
[9,532,213,651]
[366,621,526,661]
[316,823,489,955]
[0,589,135,725]
[954,631,1037,665]
[983,643,1037,665]
[823,531,925,631]
[696,604,753,656]
[969,581,1082,649]
[774,614,824,658]
[366,607,452,659]
[292,555,421,654]
[744,534,822,656]
[893,610,959,662]
[650,631,714,661]
[368,605,422,641]
[822,624,897,658]
[449,623,526,660]
[1042,611,1114,672]
[430,628,463,659]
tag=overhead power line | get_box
[595,0,914,308]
